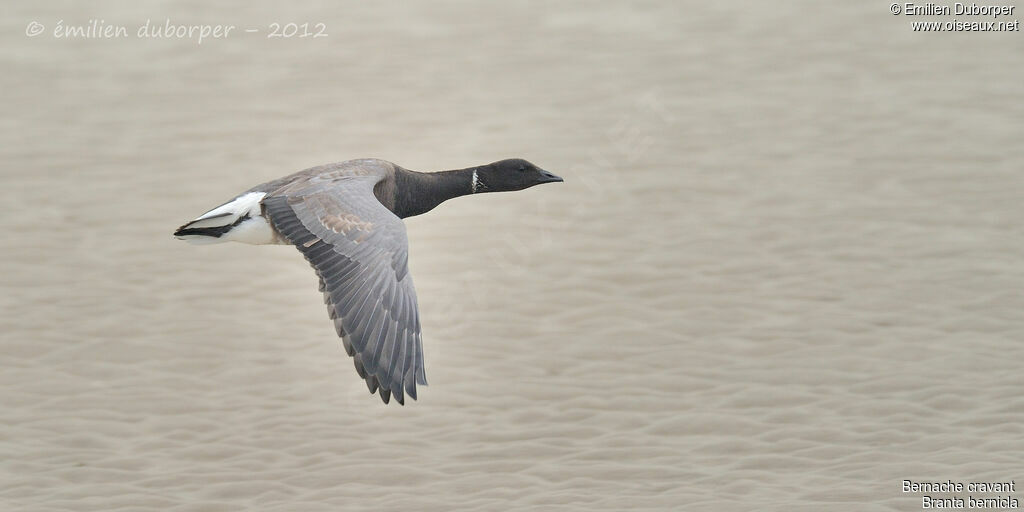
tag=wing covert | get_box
[263,175,426,405]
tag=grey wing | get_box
[262,176,426,405]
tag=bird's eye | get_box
[518,166,526,172]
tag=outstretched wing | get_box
[262,175,426,405]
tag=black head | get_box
[475,159,563,193]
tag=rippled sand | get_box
[3,2,1023,510]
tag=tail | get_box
[173,192,265,245]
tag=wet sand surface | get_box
[3,2,1023,510]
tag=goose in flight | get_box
[174,158,563,404]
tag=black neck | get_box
[392,167,476,218]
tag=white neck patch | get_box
[471,169,479,194]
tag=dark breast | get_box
[372,172,399,215]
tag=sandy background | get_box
[3,1,1024,511]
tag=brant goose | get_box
[174,158,563,404]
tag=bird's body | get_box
[175,158,562,404]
